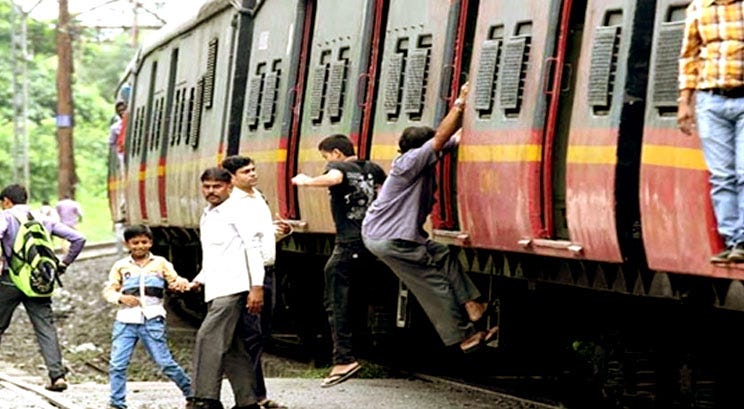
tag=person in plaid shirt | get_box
[678,0,744,263]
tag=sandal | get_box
[45,376,68,392]
[258,399,287,409]
[320,362,362,388]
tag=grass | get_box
[29,194,116,244]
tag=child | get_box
[102,224,192,409]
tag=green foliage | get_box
[0,0,136,243]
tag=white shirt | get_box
[194,196,265,302]
[229,188,276,266]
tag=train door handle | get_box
[543,57,558,96]
[561,63,573,93]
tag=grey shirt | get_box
[363,139,454,243]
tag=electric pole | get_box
[10,2,30,192]
[57,0,77,199]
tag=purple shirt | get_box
[55,199,83,228]
[362,138,454,243]
[0,205,86,272]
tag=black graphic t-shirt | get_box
[326,160,386,243]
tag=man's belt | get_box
[708,87,744,98]
[121,286,164,298]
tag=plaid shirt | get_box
[679,0,744,90]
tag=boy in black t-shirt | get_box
[292,134,385,388]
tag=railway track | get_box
[61,240,118,261]
[0,372,84,409]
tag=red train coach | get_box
[110,0,744,329]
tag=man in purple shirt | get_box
[56,195,83,229]
[0,184,86,392]
[362,83,495,353]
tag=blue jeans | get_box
[696,91,744,246]
[109,317,192,409]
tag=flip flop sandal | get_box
[258,399,287,409]
[320,363,362,388]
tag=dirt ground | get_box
[0,254,312,384]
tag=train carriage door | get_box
[563,0,655,262]
[370,0,467,232]
[639,1,738,278]
[238,0,310,219]
[293,0,383,233]
[458,0,564,251]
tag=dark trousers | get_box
[237,267,275,401]
[0,281,66,381]
[363,237,479,346]
[192,293,257,407]
[324,241,373,365]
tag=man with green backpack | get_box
[0,184,86,391]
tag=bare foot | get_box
[330,362,359,376]
[464,300,487,322]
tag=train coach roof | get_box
[133,0,237,71]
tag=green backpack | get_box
[8,212,62,297]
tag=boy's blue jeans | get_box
[109,317,192,409]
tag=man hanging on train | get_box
[678,0,744,263]
[361,82,497,353]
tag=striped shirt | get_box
[679,0,744,90]
[102,253,182,323]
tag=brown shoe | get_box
[45,377,67,392]
[729,245,744,263]
[711,248,732,263]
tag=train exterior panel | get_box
[238,0,309,218]
[125,2,238,229]
[370,0,457,170]
[458,0,562,253]
[294,0,381,233]
[639,0,744,281]
[563,0,655,262]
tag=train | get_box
[108,0,744,405]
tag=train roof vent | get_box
[587,26,621,113]
[652,21,685,109]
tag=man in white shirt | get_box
[221,155,289,409]
[187,167,263,409]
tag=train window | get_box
[191,77,204,149]
[652,7,686,116]
[383,38,408,121]
[184,87,195,146]
[260,59,281,129]
[499,23,531,118]
[204,38,218,110]
[327,48,350,123]
[587,11,622,116]
[170,89,182,146]
[309,50,332,125]
[475,26,505,118]
[402,35,432,121]
[246,63,266,130]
